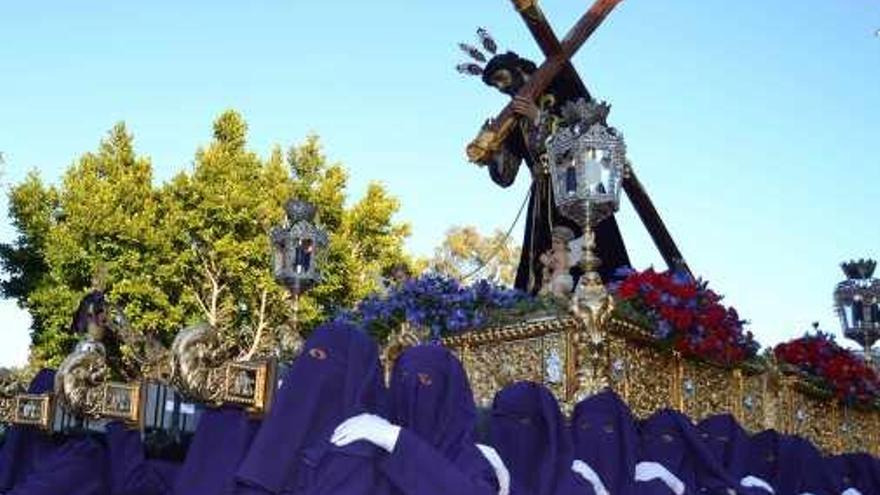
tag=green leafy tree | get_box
[431,226,521,287]
[285,135,413,329]
[159,111,297,357]
[10,123,173,366]
[1,111,413,366]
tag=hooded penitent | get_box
[0,369,107,495]
[636,409,742,495]
[106,421,178,495]
[831,453,880,495]
[380,344,498,495]
[489,381,586,495]
[0,369,59,491]
[697,414,770,494]
[234,321,389,495]
[742,429,781,493]
[744,429,842,495]
[173,406,261,495]
[775,435,841,495]
[571,389,639,495]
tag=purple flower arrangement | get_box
[335,274,533,342]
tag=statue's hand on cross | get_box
[511,96,541,124]
[466,0,623,164]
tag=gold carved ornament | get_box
[380,307,880,456]
[466,118,517,164]
[169,322,278,416]
[0,369,27,426]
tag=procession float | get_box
[2,0,878,479]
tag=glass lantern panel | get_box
[853,299,865,326]
[565,165,578,196]
[294,239,314,274]
[272,245,287,276]
[582,148,602,188]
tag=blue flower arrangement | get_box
[335,274,550,342]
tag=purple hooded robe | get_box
[775,435,840,495]
[0,369,107,495]
[571,389,639,495]
[381,344,498,495]
[830,453,880,494]
[697,414,768,495]
[743,429,840,495]
[106,421,179,495]
[636,409,742,495]
[488,381,586,495]
[172,406,260,495]
[234,321,390,495]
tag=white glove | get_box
[740,475,775,494]
[476,444,510,495]
[571,459,609,495]
[330,413,401,453]
[635,461,685,495]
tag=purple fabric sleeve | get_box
[380,428,496,495]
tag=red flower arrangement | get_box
[774,332,879,404]
[611,267,759,366]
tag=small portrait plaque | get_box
[13,394,52,430]
[223,361,272,414]
[101,382,142,425]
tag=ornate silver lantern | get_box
[270,199,328,296]
[545,98,626,227]
[834,259,880,363]
[545,98,626,311]
[542,98,626,399]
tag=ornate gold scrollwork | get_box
[466,118,516,164]
[0,369,26,425]
[428,308,879,456]
[170,322,277,416]
[55,340,111,419]
[382,323,426,385]
[170,323,230,407]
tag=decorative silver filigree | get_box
[545,111,626,226]
[169,323,229,405]
[54,339,110,418]
[271,199,329,295]
[559,98,611,129]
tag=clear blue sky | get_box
[1,1,878,366]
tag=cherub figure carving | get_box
[539,226,579,298]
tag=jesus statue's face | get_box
[488,67,530,97]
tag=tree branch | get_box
[243,289,268,360]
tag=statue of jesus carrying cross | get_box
[458,0,690,295]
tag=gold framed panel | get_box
[379,313,880,455]
[222,360,274,415]
[100,382,143,425]
[13,394,52,430]
[0,397,15,425]
[442,317,580,409]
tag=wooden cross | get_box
[469,0,692,276]
[466,0,622,164]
